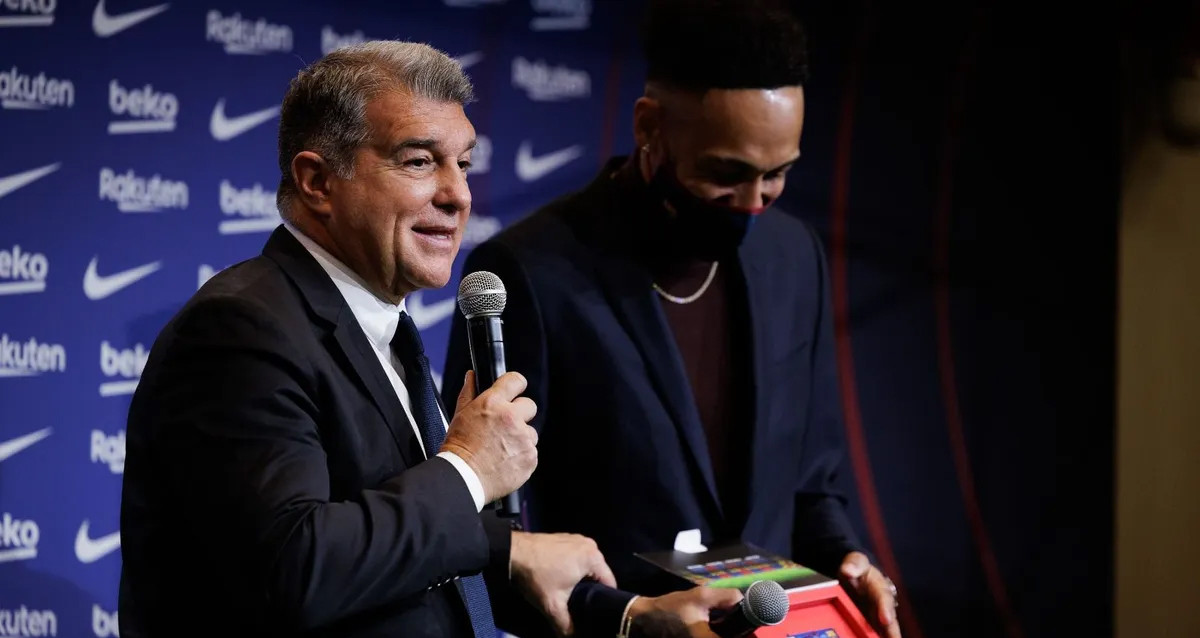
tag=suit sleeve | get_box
[790,228,870,577]
[145,296,507,631]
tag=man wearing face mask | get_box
[444,1,902,637]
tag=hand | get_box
[627,587,744,638]
[839,552,901,638]
[510,531,617,636]
[442,370,539,502]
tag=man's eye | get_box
[406,157,432,168]
[458,160,472,171]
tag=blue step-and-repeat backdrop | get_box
[0,0,646,634]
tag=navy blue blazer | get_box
[444,158,864,599]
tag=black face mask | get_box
[646,159,765,261]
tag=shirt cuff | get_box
[437,451,486,512]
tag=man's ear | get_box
[632,95,662,151]
[291,151,335,217]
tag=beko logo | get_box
[99,167,189,212]
[462,215,501,247]
[99,340,147,397]
[92,605,116,637]
[0,334,65,377]
[0,606,57,637]
[218,180,279,234]
[0,66,73,110]
[108,79,178,134]
[91,429,124,474]
[0,245,48,296]
[320,25,375,55]
[0,0,55,28]
[0,513,39,563]
[530,0,590,31]
[511,57,590,101]
[206,10,293,54]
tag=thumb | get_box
[840,552,870,581]
[698,586,744,611]
[455,370,477,414]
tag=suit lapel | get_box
[593,252,725,524]
[262,226,418,468]
[737,241,772,528]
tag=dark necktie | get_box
[392,311,496,638]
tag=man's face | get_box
[649,86,805,210]
[325,90,475,300]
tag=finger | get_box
[696,586,744,611]
[455,370,477,414]
[840,551,870,581]
[588,551,618,588]
[512,396,538,424]
[483,371,528,403]
[863,568,897,628]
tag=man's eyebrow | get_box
[390,137,477,155]
[697,154,801,174]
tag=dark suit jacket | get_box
[119,227,624,638]
[443,158,865,601]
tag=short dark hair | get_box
[641,0,809,92]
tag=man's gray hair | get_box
[276,41,475,214]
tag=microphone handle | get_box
[467,316,521,518]
[708,601,757,638]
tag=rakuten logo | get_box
[99,340,147,397]
[512,57,590,101]
[218,180,279,234]
[90,429,124,474]
[0,0,56,27]
[0,334,65,377]
[0,513,39,563]
[98,167,188,213]
[107,79,178,134]
[0,606,56,637]
[206,10,292,54]
[0,66,73,110]
[92,605,116,638]
[530,0,590,31]
[468,135,491,175]
[0,245,48,296]
[320,25,376,55]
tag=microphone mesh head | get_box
[743,580,788,626]
[457,271,507,318]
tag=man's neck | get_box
[286,215,409,306]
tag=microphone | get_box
[456,271,520,518]
[709,580,789,638]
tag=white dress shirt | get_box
[285,223,486,511]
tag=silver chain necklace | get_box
[652,261,719,304]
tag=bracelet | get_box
[617,595,639,638]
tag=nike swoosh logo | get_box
[515,141,583,182]
[92,0,169,38]
[83,257,161,300]
[0,428,52,463]
[454,51,483,70]
[210,100,280,141]
[75,520,121,564]
[0,163,61,199]
[407,291,458,330]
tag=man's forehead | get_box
[365,90,475,149]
